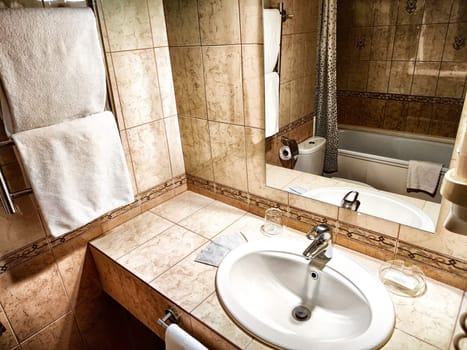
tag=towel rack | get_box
[0,139,33,215]
[157,308,180,329]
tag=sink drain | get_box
[292,305,311,321]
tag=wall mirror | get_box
[264,0,466,234]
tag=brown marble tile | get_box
[92,211,173,260]
[351,0,374,27]
[450,0,467,23]
[198,0,241,45]
[170,47,206,119]
[423,0,453,24]
[370,26,396,61]
[388,61,415,94]
[178,117,214,180]
[290,78,305,122]
[411,61,441,96]
[155,47,177,118]
[0,252,70,341]
[21,313,84,350]
[105,53,124,129]
[178,200,245,239]
[190,316,239,350]
[163,0,200,46]
[373,0,398,25]
[347,60,369,91]
[436,62,467,98]
[209,122,248,191]
[147,0,168,47]
[127,120,172,193]
[392,25,421,60]
[417,24,448,61]
[443,23,467,62]
[203,46,244,124]
[280,34,294,82]
[100,198,141,232]
[242,44,264,129]
[112,50,163,129]
[101,0,152,51]
[239,0,263,44]
[279,82,292,128]
[367,61,391,92]
[164,116,186,177]
[0,306,18,349]
[117,225,207,282]
[397,0,425,25]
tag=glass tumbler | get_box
[261,208,283,236]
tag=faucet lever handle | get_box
[306,224,330,240]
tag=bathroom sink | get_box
[216,238,395,350]
[302,187,435,231]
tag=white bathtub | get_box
[334,128,454,200]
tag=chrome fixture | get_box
[302,224,333,264]
[341,190,360,211]
[157,308,180,330]
[278,2,294,22]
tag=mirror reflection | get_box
[264,0,465,233]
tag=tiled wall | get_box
[337,0,467,138]
[0,0,182,348]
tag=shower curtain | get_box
[315,0,338,173]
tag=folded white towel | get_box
[0,8,106,135]
[262,9,282,73]
[165,324,208,350]
[406,160,443,196]
[265,72,280,138]
[12,112,134,237]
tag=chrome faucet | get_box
[302,224,333,264]
[341,191,360,211]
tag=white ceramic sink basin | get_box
[216,238,395,350]
[302,187,435,231]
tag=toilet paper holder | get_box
[157,308,180,329]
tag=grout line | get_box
[0,301,21,348]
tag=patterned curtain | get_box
[314,0,338,173]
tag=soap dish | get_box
[378,260,426,298]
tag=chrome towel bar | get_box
[157,308,180,330]
[0,139,33,215]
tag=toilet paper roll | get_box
[279,145,292,161]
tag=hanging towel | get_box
[265,72,280,138]
[262,9,282,73]
[406,160,443,196]
[0,8,106,135]
[12,111,134,237]
[165,324,208,350]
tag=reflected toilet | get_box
[294,136,326,175]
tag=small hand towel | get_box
[165,324,208,350]
[12,112,134,237]
[265,72,280,138]
[406,160,443,196]
[262,8,282,73]
[0,8,106,135]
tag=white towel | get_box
[406,160,443,196]
[12,112,134,237]
[0,8,106,135]
[265,72,280,137]
[165,324,208,350]
[262,9,282,73]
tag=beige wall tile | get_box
[119,130,138,194]
[155,47,177,118]
[443,23,467,62]
[388,61,415,94]
[21,313,84,350]
[436,62,467,98]
[117,225,207,282]
[198,0,241,45]
[242,44,264,129]
[411,61,441,96]
[112,50,163,129]
[417,24,448,61]
[370,26,396,61]
[163,0,200,46]
[209,122,248,191]
[0,253,70,341]
[101,0,152,51]
[0,306,18,349]
[382,329,439,350]
[338,208,400,237]
[178,117,214,180]
[147,0,168,47]
[164,116,186,177]
[127,121,172,192]
[0,196,46,256]
[393,25,421,61]
[239,0,263,44]
[170,47,207,119]
[203,46,244,125]
[367,61,391,93]
[92,211,173,260]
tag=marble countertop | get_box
[90,191,465,350]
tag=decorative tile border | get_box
[337,90,464,106]
[288,205,337,229]
[0,176,187,274]
[265,113,314,143]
